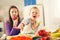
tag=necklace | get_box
[31,20,38,32]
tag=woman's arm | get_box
[5,21,20,36]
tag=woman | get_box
[5,5,21,36]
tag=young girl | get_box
[18,6,43,35]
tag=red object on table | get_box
[38,30,49,37]
[40,36,50,40]
[10,36,32,40]
[40,37,46,40]
[10,37,17,40]
[38,30,50,40]
[18,36,27,40]
[25,37,32,40]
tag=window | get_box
[24,0,36,6]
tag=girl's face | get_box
[30,8,40,20]
[10,8,18,20]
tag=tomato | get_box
[16,36,22,40]
[25,37,32,40]
[10,36,32,40]
[10,37,17,40]
[40,38,46,40]
[38,30,49,37]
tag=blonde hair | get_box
[29,6,40,16]
[30,7,39,12]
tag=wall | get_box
[0,0,24,20]
[36,0,60,32]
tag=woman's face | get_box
[10,8,18,20]
[30,8,40,20]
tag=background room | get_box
[0,0,59,37]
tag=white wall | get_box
[0,0,24,20]
[36,0,60,32]
[44,0,57,26]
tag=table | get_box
[6,33,60,40]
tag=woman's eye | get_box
[12,11,14,13]
[15,11,18,13]
[15,11,16,13]
[11,11,17,13]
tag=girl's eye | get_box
[36,12,37,14]
[32,12,34,13]
[32,12,38,14]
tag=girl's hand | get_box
[18,23,24,31]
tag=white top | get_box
[21,18,43,34]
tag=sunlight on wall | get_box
[55,0,60,18]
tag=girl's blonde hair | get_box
[29,6,40,16]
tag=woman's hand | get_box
[13,19,18,27]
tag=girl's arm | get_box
[18,23,24,31]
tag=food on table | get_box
[51,33,60,37]
[38,30,50,37]
[10,36,32,40]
